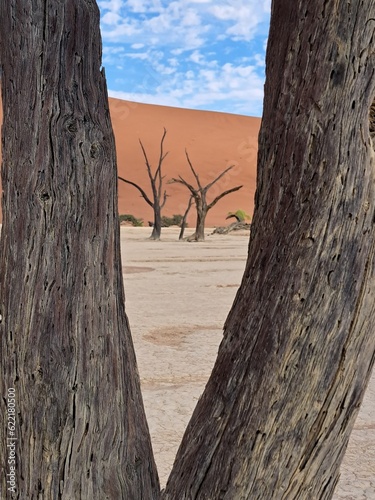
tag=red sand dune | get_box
[0,97,261,227]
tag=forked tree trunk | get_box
[164,2,375,498]
[0,2,159,498]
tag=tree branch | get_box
[169,176,199,197]
[155,127,168,185]
[185,150,203,192]
[204,165,235,193]
[160,190,168,209]
[207,185,243,211]
[118,176,154,208]
[138,139,154,187]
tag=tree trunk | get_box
[150,204,161,240]
[190,200,207,242]
[163,2,375,498]
[179,196,193,240]
[0,2,159,498]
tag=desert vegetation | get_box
[226,209,251,223]
[119,213,144,226]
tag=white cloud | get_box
[100,0,269,48]
[263,0,271,13]
[98,0,124,13]
[103,46,125,54]
[125,0,147,12]
[181,10,201,26]
[171,48,184,55]
[100,0,270,115]
[109,59,264,115]
[210,2,268,41]
[125,51,151,60]
[189,50,204,64]
[126,0,163,13]
[168,57,179,67]
[101,12,122,25]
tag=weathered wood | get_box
[163,1,375,498]
[0,1,159,498]
[212,221,251,234]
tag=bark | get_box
[164,1,375,498]
[190,200,207,242]
[0,2,159,499]
[150,204,162,240]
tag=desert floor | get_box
[122,227,375,499]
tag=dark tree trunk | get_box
[179,196,193,240]
[189,199,207,242]
[164,1,375,498]
[195,209,206,242]
[150,204,161,240]
[0,1,159,498]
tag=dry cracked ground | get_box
[122,227,375,500]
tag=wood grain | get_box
[0,1,159,498]
[163,1,375,498]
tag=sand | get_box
[121,227,375,497]
[0,97,260,227]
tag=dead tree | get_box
[170,150,243,241]
[163,1,375,497]
[0,1,159,498]
[118,128,168,240]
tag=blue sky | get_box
[98,0,271,117]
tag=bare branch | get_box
[138,139,154,186]
[204,165,235,193]
[169,176,199,197]
[226,213,241,222]
[207,185,243,211]
[160,190,168,209]
[155,127,168,185]
[118,176,154,208]
[185,150,203,191]
[157,151,169,200]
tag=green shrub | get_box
[161,214,185,227]
[226,209,251,222]
[119,214,144,227]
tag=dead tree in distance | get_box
[118,128,168,240]
[169,150,243,241]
